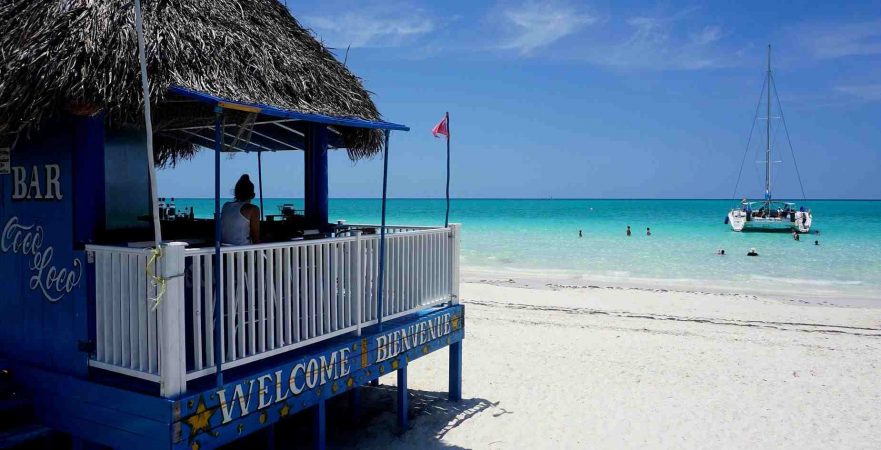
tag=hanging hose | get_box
[133,0,167,307]
[146,247,167,310]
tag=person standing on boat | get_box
[222,175,261,245]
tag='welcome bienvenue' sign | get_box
[175,307,464,444]
[214,312,455,424]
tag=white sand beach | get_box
[338,268,881,449]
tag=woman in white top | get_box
[221,175,261,245]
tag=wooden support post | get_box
[313,399,326,450]
[396,363,408,431]
[450,223,461,305]
[305,124,329,228]
[449,341,462,401]
[266,423,276,450]
[352,230,363,335]
[159,242,188,397]
[348,386,362,425]
[376,130,391,330]
[213,107,224,387]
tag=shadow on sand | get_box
[223,384,499,449]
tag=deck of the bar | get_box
[8,304,463,450]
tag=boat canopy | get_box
[741,200,797,208]
[162,86,409,153]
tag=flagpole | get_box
[445,112,450,228]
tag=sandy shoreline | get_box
[329,271,881,449]
[462,266,881,308]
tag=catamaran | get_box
[727,45,812,233]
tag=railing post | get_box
[351,230,363,335]
[450,224,461,305]
[159,242,187,397]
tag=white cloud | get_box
[497,1,598,54]
[586,10,733,70]
[303,8,435,48]
[691,25,722,46]
[491,4,735,70]
[797,20,881,59]
[836,84,881,102]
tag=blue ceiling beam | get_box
[168,86,410,132]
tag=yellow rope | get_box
[147,247,167,311]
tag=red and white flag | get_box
[432,114,449,138]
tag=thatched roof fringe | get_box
[0,0,386,164]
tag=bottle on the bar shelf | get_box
[189,206,195,220]
[158,197,166,220]
[167,197,176,221]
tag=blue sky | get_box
[159,0,881,199]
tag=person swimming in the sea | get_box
[747,248,759,256]
[626,225,631,237]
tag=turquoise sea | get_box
[173,199,881,301]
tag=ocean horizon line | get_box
[166,197,881,201]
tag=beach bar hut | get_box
[0,1,463,448]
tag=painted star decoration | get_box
[185,396,215,437]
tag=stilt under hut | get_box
[0,1,463,448]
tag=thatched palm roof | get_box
[0,0,386,163]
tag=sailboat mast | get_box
[765,44,772,204]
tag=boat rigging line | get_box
[731,72,767,204]
[771,73,807,201]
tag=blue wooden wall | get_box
[0,114,104,376]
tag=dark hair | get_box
[234,174,255,201]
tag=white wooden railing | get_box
[86,224,460,396]
[338,224,438,235]
[88,246,161,380]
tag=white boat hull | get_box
[728,209,811,233]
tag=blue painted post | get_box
[313,399,326,450]
[266,423,276,450]
[73,114,105,373]
[213,107,224,387]
[376,130,390,330]
[449,341,462,401]
[304,124,329,228]
[348,386,361,425]
[444,111,451,228]
[72,114,106,247]
[257,151,265,220]
[397,363,408,431]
